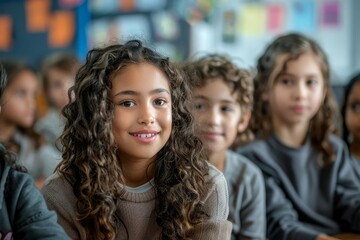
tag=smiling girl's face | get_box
[110,63,172,164]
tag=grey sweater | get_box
[237,134,360,240]
[224,150,266,240]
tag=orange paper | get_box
[120,0,135,11]
[0,15,12,50]
[26,0,51,32]
[48,11,75,48]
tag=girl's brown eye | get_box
[350,103,360,113]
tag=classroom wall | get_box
[190,0,357,85]
[0,0,87,68]
[0,0,358,86]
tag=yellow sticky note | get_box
[239,4,266,36]
[48,11,75,48]
[0,15,12,50]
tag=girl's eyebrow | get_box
[114,88,170,96]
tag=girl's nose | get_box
[138,105,155,125]
[294,82,307,100]
[207,108,221,126]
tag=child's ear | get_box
[238,111,251,133]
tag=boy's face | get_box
[46,68,75,111]
[193,78,248,157]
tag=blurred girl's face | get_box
[1,70,38,128]
[266,52,325,129]
[345,81,360,143]
[47,68,75,111]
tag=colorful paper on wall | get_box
[239,4,266,36]
[267,3,284,34]
[26,0,51,32]
[222,10,236,43]
[48,11,75,48]
[152,12,179,41]
[290,0,316,32]
[321,0,341,27]
[88,19,116,48]
[0,15,12,50]
[119,0,135,11]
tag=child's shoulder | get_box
[328,134,346,148]
[225,150,262,175]
[206,163,226,184]
[41,173,75,202]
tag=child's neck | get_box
[207,150,226,172]
[121,157,156,187]
[273,121,309,148]
[350,140,360,160]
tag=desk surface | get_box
[333,233,360,240]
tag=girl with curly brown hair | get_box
[41,39,232,240]
[184,54,266,240]
[237,33,360,240]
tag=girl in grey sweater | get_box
[238,33,360,240]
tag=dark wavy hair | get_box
[253,33,339,165]
[0,63,26,172]
[341,72,360,146]
[183,54,254,148]
[57,40,209,240]
[0,61,44,150]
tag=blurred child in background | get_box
[0,61,59,187]
[238,33,360,240]
[35,53,81,150]
[341,72,360,178]
[184,54,266,240]
[41,40,232,240]
[0,63,69,239]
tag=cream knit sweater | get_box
[41,164,232,240]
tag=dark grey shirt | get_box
[224,150,266,240]
[237,134,360,240]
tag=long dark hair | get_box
[341,72,360,146]
[0,63,26,172]
[57,40,209,239]
[253,33,339,165]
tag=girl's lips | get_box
[202,132,223,140]
[292,106,305,113]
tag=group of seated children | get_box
[0,54,80,187]
[1,32,360,240]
